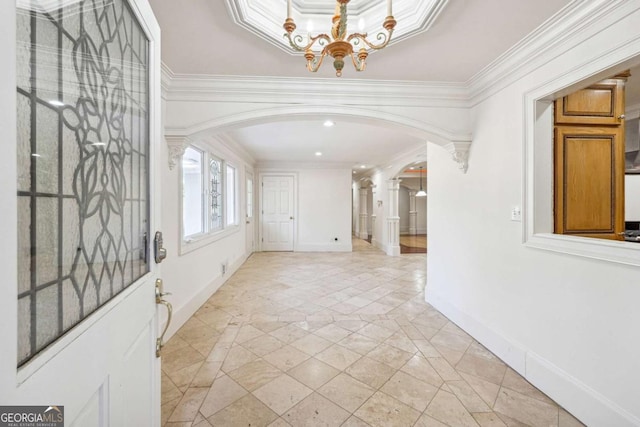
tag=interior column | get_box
[386,179,401,256]
[409,190,417,235]
[359,187,368,239]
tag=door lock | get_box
[154,231,167,264]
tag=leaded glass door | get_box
[0,0,162,424]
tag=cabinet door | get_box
[555,78,625,126]
[554,126,625,240]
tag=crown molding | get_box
[466,0,639,106]
[160,65,469,108]
[213,133,257,166]
[161,1,637,111]
[256,160,354,170]
[224,0,449,57]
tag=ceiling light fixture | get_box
[283,0,396,77]
[416,166,427,197]
[323,120,335,127]
[315,152,322,156]
[360,165,366,169]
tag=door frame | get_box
[258,172,298,252]
[245,169,255,256]
[0,0,163,423]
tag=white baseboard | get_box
[426,290,640,426]
[296,243,352,252]
[164,253,248,340]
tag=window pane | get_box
[247,178,253,218]
[16,0,150,366]
[210,157,223,231]
[226,165,236,226]
[183,147,203,237]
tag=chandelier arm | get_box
[350,52,366,72]
[307,50,327,73]
[285,33,332,52]
[348,30,394,50]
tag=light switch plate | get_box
[511,206,522,222]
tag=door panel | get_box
[261,176,295,251]
[246,173,255,254]
[555,77,626,126]
[1,0,162,425]
[554,126,624,239]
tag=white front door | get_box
[0,0,163,425]
[261,175,295,251]
[246,172,255,254]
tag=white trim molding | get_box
[443,141,471,173]
[166,135,191,170]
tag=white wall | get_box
[161,136,254,338]
[399,186,410,233]
[426,6,640,425]
[626,174,640,221]
[297,168,353,251]
[260,166,353,252]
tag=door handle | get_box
[155,279,173,357]
[290,216,294,220]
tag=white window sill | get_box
[180,225,240,255]
[525,233,640,267]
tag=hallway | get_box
[161,241,581,426]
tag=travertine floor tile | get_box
[354,391,421,427]
[283,392,350,426]
[493,387,559,427]
[253,374,313,415]
[345,357,396,389]
[287,358,340,390]
[207,394,278,427]
[318,373,375,413]
[161,239,583,427]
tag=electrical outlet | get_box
[221,263,227,275]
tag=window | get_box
[181,146,239,247]
[183,147,204,237]
[210,156,223,231]
[524,60,640,266]
[226,165,237,226]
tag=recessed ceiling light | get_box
[409,167,415,170]
[48,100,65,107]
[353,171,356,174]
[323,120,335,127]
[360,165,366,169]
[315,152,322,156]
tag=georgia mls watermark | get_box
[0,406,64,427]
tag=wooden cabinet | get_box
[554,126,624,239]
[555,78,625,126]
[553,72,628,241]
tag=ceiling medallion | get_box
[283,0,396,77]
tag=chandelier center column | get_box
[358,188,369,240]
[386,179,401,256]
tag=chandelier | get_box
[283,0,396,77]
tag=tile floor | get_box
[161,239,584,427]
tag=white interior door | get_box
[0,0,163,425]
[261,175,295,251]
[246,172,255,254]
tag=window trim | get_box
[179,144,240,255]
[523,63,640,267]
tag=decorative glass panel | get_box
[226,165,236,226]
[210,157,223,231]
[16,0,150,366]
[182,147,204,237]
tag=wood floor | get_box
[400,235,427,254]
